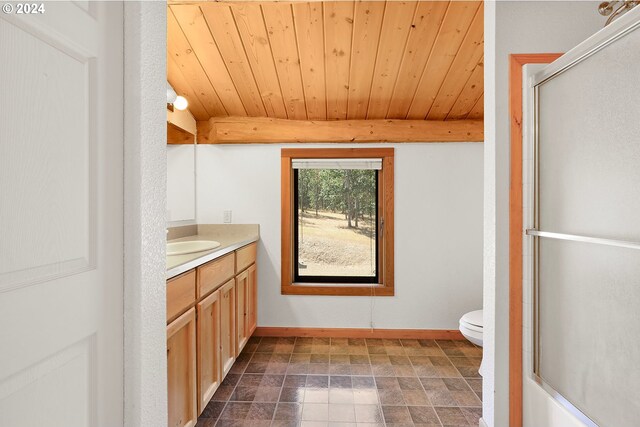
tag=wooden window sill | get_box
[282,284,394,297]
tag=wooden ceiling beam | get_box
[197,117,483,144]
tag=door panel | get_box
[537,28,640,242]
[235,270,249,355]
[248,264,257,335]
[196,290,221,414]
[0,2,124,425]
[167,309,197,427]
[219,279,236,378]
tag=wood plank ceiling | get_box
[167,1,484,122]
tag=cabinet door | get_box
[167,308,197,427]
[235,269,249,356]
[196,290,221,415]
[219,279,236,378]
[248,264,258,335]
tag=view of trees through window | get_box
[295,169,378,281]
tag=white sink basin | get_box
[167,240,221,256]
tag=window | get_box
[281,148,394,296]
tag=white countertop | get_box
[166,224,259,279]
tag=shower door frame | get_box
[509,53,562,427]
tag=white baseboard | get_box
[479,417,489,427]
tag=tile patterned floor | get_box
[197,336,482,427]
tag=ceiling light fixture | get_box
[173,95,189,111]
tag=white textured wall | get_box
[196,143,483,330]
[167,144,196,223]
[484,2,602,426]
[123,3,167,427]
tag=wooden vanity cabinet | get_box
[219,279,237,378]
[196,290,221,414]
[167,242,257,425]
[167,308,197,427]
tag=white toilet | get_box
[459,309,485,376]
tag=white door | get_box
[0,2,124,426]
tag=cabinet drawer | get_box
[167,270,196,322]
[236,242,257,273]
[197,253,235,298]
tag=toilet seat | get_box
[459,320,482,333]
[460,310,483,328]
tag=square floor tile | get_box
[302,403,329,421]
[305,388,329,403]
[329,364,352,375]
[220,402,252,420]
[408,406,440,424]
[279,387,305,403]
[246,402,276,420]
[353,389,379,405]
[352,376,375,389]
[274,403,302,420]
[284,375,307,387]
[349,364,373,376]
[200,401,226,419]
[434,406,469,425]
[328,404,356,422]
[330,376,352,389]
[381,406,412,423]
[397,377,422,390]
[451,390,482,407]
[306,375,329,388]
[354,404,383,423]
[378,389,406,405]
[426,390,458,406]
[310,354,329,364]
[402,389,430,406]
[230,386,257,402]
[375,377,399,390]
[329,388,355,404]
[253,386,281,402]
